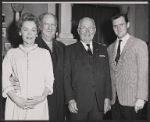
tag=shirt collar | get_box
[44,40,53,46]
[117,33,130,43]
[116,33,130,53]
[19,44,38,52]
[41,35,53,45]
[81,41,93,52]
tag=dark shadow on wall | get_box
[2,22,22,121]
[71,18,80,42]
[7,21,23,48]
[72,4,120,45]
[102,19,117,46]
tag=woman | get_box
[2,13,54,120]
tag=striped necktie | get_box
[86,44,92,56]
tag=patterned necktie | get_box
[86,44,92,56]
[115,40,122,63]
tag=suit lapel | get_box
[76,42,93,69]
[93,43,100,72]
[111,36,134,67]
[112,41,117,62]
[93,42,99,61]
[36,36,49,51]
[110,41,118,67]
[76,41,88,57]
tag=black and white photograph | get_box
[1,0,149,121]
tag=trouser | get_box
[111,94,142,120]
[70,94,104,120]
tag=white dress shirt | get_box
[81,41,93,54]
[116,33,130,54]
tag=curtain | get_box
[72,4,120,46]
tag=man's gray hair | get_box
[78,17,96,28]
[39,12,57,25]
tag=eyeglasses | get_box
[79,27,96,33]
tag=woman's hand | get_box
[19,87,50,109]
[13,96,27,109]
[9,76,20,91]
[7,91,31,110]
[15,96,45,110]
[23,96,45,109]
[24,87,50,109]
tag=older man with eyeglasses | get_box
[64,17,112,120]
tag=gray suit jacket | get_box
[107,35,148,106]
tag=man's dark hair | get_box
[111,13,129,23]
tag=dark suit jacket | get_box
[64,41,111,112]
[35,36,65,120]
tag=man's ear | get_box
[127,22,130,28]
[94,27,96,34]
[77,28,80,35]
[19,31,21,36]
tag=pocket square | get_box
[99,55,105,57]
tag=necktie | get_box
[86,44,92,56]
[115,40,122,63]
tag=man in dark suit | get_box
[9,13,66,120]
[35,13,65,120]
[64,17,112,120]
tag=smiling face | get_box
[20,21,38,47]
[78,18,96,44]
[40,14,57,42]
[112,16,130,39]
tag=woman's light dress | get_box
[2,44,54,120]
